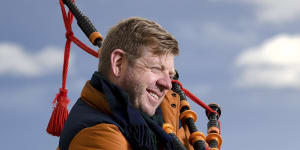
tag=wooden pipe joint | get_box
[180,100,191,110]
[208,126,220,134]
[163,123,175,134]
[206,133,222,149]
[180,110,197,123]
[189,131,206,145]
[89,32,103,45]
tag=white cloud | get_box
[0,42,70,77]
[241,0,300,24]
[235,34,300,89]
[173,21,256,47]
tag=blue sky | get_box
[1,0,300,149]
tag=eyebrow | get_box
[161,65,175,77]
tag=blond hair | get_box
[98,17,179,76]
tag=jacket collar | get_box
[80,80,112,115]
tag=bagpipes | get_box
[167,74,222,150]
[47,0,223,150]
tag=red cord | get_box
[172,80,216,114]
[69,35,98,57]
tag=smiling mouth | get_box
[147,90,159,100]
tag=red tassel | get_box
[46,0,98,136]
[46,88,70,136]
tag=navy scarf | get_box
[91,72,177,150]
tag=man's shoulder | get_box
[68,123,131,150]
[59,98,120,150]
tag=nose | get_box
[157,73,172,91]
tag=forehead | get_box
[139,46,175,70]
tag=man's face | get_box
[119,46,175,116]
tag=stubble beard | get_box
[120,68,145,111]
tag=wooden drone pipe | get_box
[62,0,103,47]
[206,103,222,149]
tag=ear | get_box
[110,49,126,78]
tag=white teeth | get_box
[149,92,159,100]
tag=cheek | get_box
[142,72,159,85]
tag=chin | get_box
[142,107,156,116]
[146,112,155,117]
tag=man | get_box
[58,17,193,150]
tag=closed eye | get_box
[151,67,162,74]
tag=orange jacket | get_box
[58,81,194,150]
